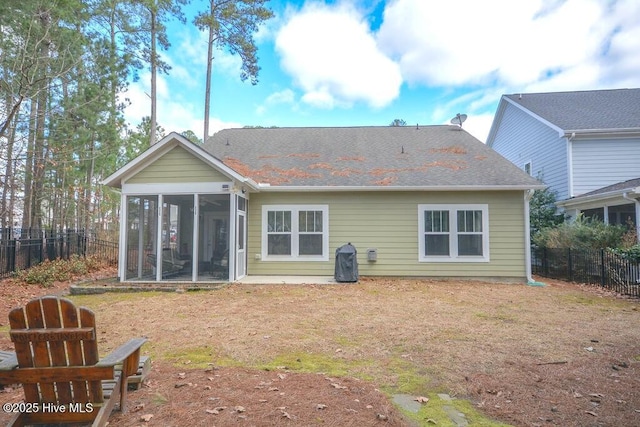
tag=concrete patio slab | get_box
[235,276,340,285]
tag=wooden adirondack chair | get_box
[0,296,147,426]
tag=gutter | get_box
[558,186,640,208]
[566,132,575,198]
[255,184,546,192]
[524,189,538,284]
[563,127,640,137]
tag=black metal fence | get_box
[532,247,640,298]
[0,229,118,279]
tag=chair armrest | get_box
[97,338,147,368]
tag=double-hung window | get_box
[262,205,329,261]
[418,204,489,262]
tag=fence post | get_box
[39,230,44,265]
[7,238,15,273]
[600,249,606,287]
[26,237,32,268]
[58,232,64,259]
[79,230,87,258]
[46,229,54,260]
[66,229,71,260]
[568,248,573,282]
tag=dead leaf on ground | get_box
[140,413,153,422]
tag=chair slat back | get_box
[8,296,105,406]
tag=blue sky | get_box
[122,0,640,143]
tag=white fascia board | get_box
[122,182,234,194]
[255,184,546,192]
[562,128,640,139]
[485,97,507,147]
[558,188,640,209]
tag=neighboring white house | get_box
[486,88,640,236]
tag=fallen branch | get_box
[536,361,568,366]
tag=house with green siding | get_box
[104,126,543,284]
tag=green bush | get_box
[533,215,627,250]
[612,244,640,263]
[13,255,108,287]
[529,187,566,236]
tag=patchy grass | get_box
[399,392,511,427]
[260,352,372,378]
[165,345,246,369]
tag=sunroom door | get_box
[236,195,247,279]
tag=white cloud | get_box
[122,75,240,142]
[174,26,248,82]
[377,0,638,91]
[206,117,244,136]
[301,90,338,109]
[265,88,295,105]
[256,88,297,115]
[275,2,402,109]
[462,113,496,143]
[175,30,209,69]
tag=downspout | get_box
[566,132,575,198]
[622,192,640,244]
[524,189,535,283]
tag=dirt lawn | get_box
[1,275,639,426]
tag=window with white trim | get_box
[418,204,489,262]
[524,161,532,176]
[262,205,329,261]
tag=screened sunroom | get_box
[103,134,252,283]
[123,193,244,282]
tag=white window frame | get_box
[418,204,490,263]
[262,205,329,261]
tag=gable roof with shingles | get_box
[574,177,640,198]
[204,126,542,189]
[504,88,640,132]
[557,177,640,209]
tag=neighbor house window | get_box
[524,161,532,176]
[262,205,329,261]
[418,204,489,262]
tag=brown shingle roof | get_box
[204,126,541,188]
